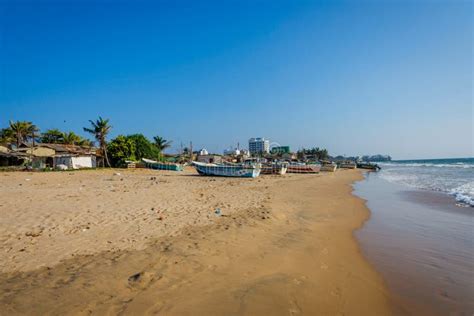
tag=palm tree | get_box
[62,132,83,145]
[8,120,38,148]
[84,117,112,167]
[41,128,64,143]
[0,128,14,145]
[153,136,172,152]
[62,132,92,146]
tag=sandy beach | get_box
[0,168,395,315]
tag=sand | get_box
[0,168,395,315]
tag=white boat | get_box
[193,161,261,178]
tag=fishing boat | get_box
[287,163,321,174]
[193,161,261,178]
[260,162,288,175]
[142,158,183,171]
[338,161,357,169]
[320,161,337,172]
[357,162,381,171]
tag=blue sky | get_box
[0,0,472,159]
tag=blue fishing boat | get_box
[193,161,261,178]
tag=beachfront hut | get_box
[8,144,98,169]
[0,151,28,167]
[13,146,56,168]
[39,144,97,169]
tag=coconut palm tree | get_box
[62,132,83,145]
[84,117,112,167]
[8,120,38,148]
[153,136,172,152]
[41,128,64,144]
[0,128,14,146]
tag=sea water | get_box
[354,158,474,315]
[377,158,474,207]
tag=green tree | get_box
[153,136,172,152]
[84,117,112,167]
[8,120,38,148]
[126,134,160,161]
[0,128,14,145]
[318,148,329,160]
[62,132,84,145]
[107,135,136,167]
[297,147,329,161]
[41,129,64,143]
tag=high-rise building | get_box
[248,137,270,155]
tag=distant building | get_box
[249,138,270,155]
[199,148,209,156]
[270,146,290,155]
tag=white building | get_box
[199,148,209,156]
[248,138,270,155]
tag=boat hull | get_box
[193,162,260,178]
[287,164,321,174]
[339,163,357,169]
[260,164,288,175]
[320,164,337,172]
[356,163,380,171]
[142,158,183,171]
[148,163,183,171]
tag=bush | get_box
[126,134,161,161]
[107,135,136,167]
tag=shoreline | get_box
[0,169,395,314]
[355,173,474,315]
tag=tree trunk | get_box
[103,144,111,168]
[16,132,21,148]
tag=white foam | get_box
[449,183,474,207]
[378,164,474,207]
[379,162,474,169]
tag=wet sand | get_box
[0,169,394,315]
[355,173,474,316]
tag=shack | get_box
[4,143,99,169]
[40,144,98,169]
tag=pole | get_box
[190,141,193,161]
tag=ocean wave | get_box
[449,183,474,207]
[379,170,474,207]
[379,162,474,169]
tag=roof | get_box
[0,151,29,158]
[38,143,98,155]
[10,143,98,157]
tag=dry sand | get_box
[0,168,396,315]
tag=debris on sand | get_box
[128,272,142,283]
[25,227,44,237]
